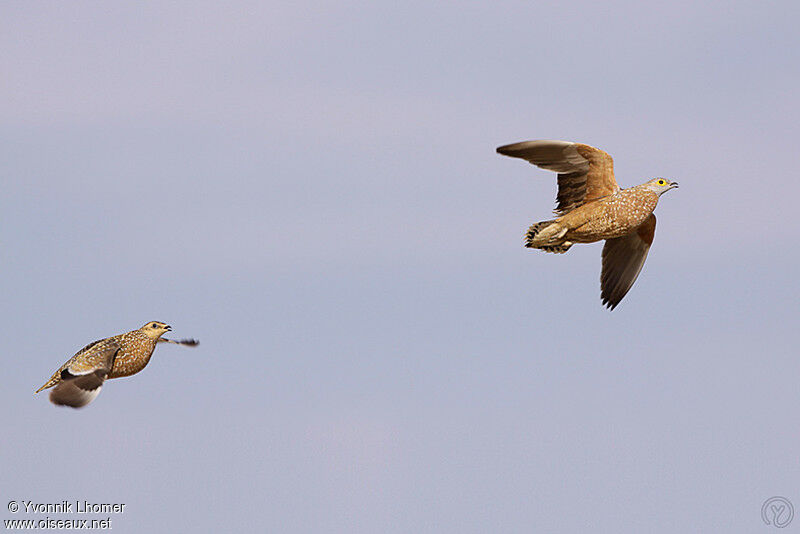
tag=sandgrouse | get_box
[497,139,678,309]
[36,321,198,408]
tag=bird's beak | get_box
[670,181,679,189]
[165,325,172,331]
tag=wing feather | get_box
[46,345,119,407]
[600,214,656,310]
[159,337,199,346]
[49,370,108,408]
[65,342,119,375]
[496,140,619,215]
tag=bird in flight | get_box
[36,321,198,408]
[496,139,678,309]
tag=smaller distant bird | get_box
[496,139,678,309]
[36,321,198,408]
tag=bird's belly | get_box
[567,220,641,242]
[565,196,655,242]
[109,352,153,378]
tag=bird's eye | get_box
[657,179,666,185]
[151,323,157,328]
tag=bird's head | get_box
[643,177,679,195]
[141,321,172,339]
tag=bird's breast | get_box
[108,336,157,379]
[564,189,658,241]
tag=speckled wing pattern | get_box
[600,214,656,310]
[42,338,120,408]
[495,140,620,215]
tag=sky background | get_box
[2,1,799,532]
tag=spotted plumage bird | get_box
[496,139,678,309]
[35,321,198,408]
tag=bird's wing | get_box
[600,214,656,310]
[496,140,619,215]
[49,370,109,408]
[65,339,120,375]
[159,337,199,346]
[49,344,119,408]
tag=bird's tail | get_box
[35,372,60,393]
[539,243,573,254]
[525,220,572,253]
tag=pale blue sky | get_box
[2,1,799,532]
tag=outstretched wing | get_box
[600,214,656,310]
[496,140,619,215]
[159,337,199,346]
[49,343,119,408]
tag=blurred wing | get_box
[496,140,619,214]
[49,369,109,408]
[600,214,656,310]
[49,345,119,408]
[159,338,199,346]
